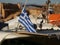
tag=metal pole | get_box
[46,0,51,23]
[24,0,28,8]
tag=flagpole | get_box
[24,0,28,8]
[16,0,28,32]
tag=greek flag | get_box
[18,8,36,33]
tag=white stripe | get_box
[19,16,33,32]
[21,16,36,32]
[19,19,32,32]
[28,19,33,25]
[20,16,36,32]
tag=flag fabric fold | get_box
[18,8,36,33]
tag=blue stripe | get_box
[18,20,31,32]
[19,17,36,32]
[19,17,33,32]
[25,15,33,26]
[18,19,32,32]
[19,16,36,32]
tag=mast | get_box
[46,0,51,23]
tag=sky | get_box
[0,0,60,5]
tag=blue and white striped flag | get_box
[18,8,36,33]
